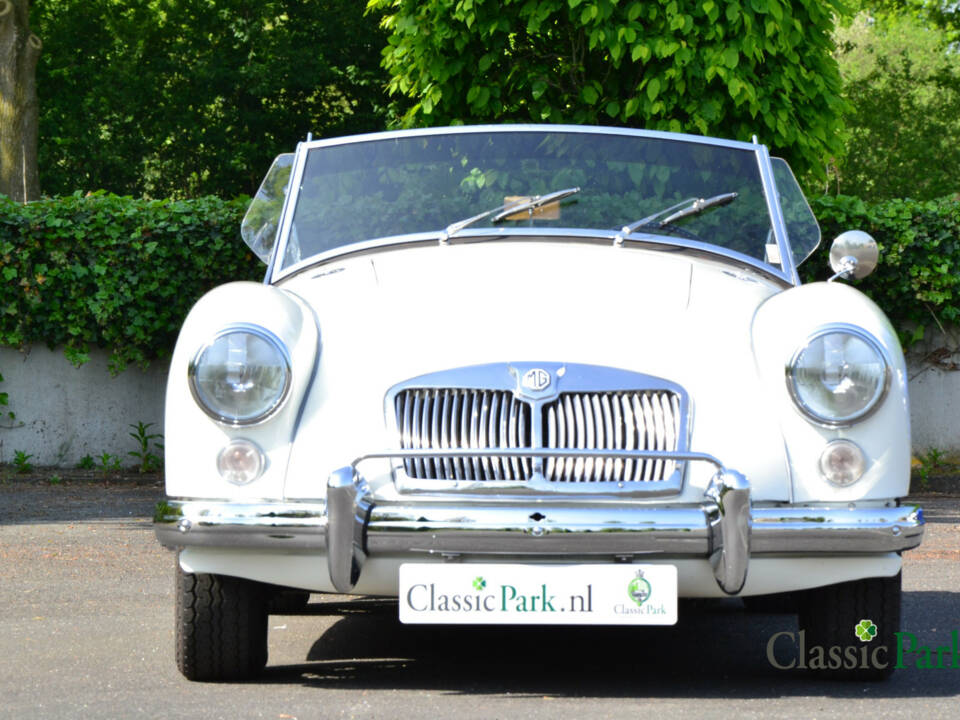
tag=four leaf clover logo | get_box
[855,619,878,642]
[472,576,486,591]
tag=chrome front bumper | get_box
[155,450,925,597]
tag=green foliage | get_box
[368,0,847,181]
[808,194,960,346]
[33,0,390,198]
[128,421,164,473]
[915,446,945,488]
[76,454,95,470]
[13,450,34,474]
[831,12,960,200]
[98,452,121,473]
[0,193,259,372]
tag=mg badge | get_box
[522,368,551,392]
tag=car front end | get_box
[156,125,923,680]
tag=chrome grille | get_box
[543,391,681,482]
[395,389,533,480]
[394,386,682,484]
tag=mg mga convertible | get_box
[156,125,924,681]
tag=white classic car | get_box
[156,125,924,681]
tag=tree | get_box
[831,10,960,199]
[32,0,390,198]
[0,0,41,201]
[368,0,848,182]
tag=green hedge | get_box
[0,193,260,372]
[808,194,960,347]
[0,192,957,373]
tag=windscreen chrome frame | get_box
[266,124,800,286]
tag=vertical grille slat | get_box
[543,390,683,484]
[640,393,656,482]
[600,394,615,482]
[508,397,521,480]
[395,387,681,484]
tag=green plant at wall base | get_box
[13,450,34,474]
[0,193,260,372]
[129,421,164,473]
[915,447,945,488]
[98,452,121,473]
[76,454,95,470]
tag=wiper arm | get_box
[658,192,738,226]
[614,192,739,244]
[441,186,580,243]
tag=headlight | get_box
[787,326,889,425]
[188,324,291,425]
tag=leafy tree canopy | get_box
[830,8,960,200]
[33,0,389,198]
[368,0,848,182]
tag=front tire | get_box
[175,560,268,681]
[797,572,901,680]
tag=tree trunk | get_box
[0,0,41,202]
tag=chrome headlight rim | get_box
[188,322,292,426]
[786,323,891,428]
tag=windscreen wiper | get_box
[614,192,738,245]
[441,186,581,243]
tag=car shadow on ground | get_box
[259,590,959,698]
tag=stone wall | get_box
[0,346,168,466]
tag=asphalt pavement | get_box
[1,481,958,719]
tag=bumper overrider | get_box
[155,448,925,596]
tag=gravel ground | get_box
[0,473,958,719]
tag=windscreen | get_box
[283,131,777,270]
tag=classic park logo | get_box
[767,619,960,671]
[397,564,678,625]
[627,569,652,606]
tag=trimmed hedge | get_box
[809,194,960,347]
[1,192,958,373]
[0,193,260,372]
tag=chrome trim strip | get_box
[273,228,795,286]
[751,505,925,552]
[354,448,702,498]
[265,138,310,282]
[157,490,923,598]
[300,124,763,152]
[755,142,800,284]
[154,500,328,551]
[156,498,924,557]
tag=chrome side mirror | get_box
[828,230,878,282]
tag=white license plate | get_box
[398,563,677,625]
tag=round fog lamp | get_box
[819,439,866,487]
[217,439,265,485]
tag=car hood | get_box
[279,240,791,501]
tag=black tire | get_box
[175,560,268,681]
[797,572,901,681]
